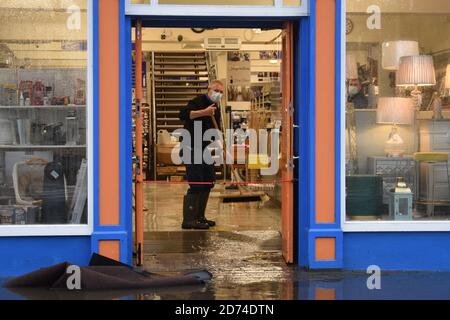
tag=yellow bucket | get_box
[248,154,270,169]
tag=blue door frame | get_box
[118,1,450,272]
[118,13,313,266]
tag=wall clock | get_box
[346,18,354,35]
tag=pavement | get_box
[2,229,450,300]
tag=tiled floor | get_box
[142,184,281,232]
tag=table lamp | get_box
[396,55,436,109]
[377,97,414,157]
[346,53,358,80]
[382,41,419,70]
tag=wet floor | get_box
[3,228,450,300]
[2,184,450,299]
[142,184,281,232]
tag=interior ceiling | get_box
[139,28,282,43]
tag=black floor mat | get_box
[4,254,212,291]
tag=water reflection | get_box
[3,271,450,300]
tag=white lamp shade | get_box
[346,53,358,79]
[445,64,450,89]
[377,97,415,125]
[396,55,436,87]
[382,41,419,70]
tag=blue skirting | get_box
[0,236,91,277]
[344,232,450,271]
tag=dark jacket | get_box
[179,94,222,149]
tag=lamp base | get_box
[411,86,423,110]
[385,126,406,157]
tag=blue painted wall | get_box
[344,233,450,271]
[0,237,91,277]
[119,0,134,266]
[297,9,313,268]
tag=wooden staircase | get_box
[151,51,223,179]
[152,52,209,132]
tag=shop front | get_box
[0,0,450,277]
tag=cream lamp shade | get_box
[445,64,450,89]
[346,53,358,79]
[377,97,415,125]
[396,55,436,87]
[382,41,419,70]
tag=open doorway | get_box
[132,23,295,267]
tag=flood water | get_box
[2,230,450,300]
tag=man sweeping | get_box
[179,80,225,229]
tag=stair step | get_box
[156,110,180,114]
[154,61,206,66]
[154,79,208,83]
[156,98,193,101]
[156,118,181,122]
[155,92,201,96]
[158,125,184,129]
[154,67,207,72]
[154,55,206,60]
[155,85,208,89]
[154,72,208,76]
[156,104,187,108]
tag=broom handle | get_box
[210,115,244,193]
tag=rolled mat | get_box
[3,253,212,291]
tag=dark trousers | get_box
[185,163,215,194]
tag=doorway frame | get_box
[119,12,311,266]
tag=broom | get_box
[210,115,266,203]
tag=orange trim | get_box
[315,237,336,261]
[315,0,336,223]
[99,0,120,225]
[281,22,295,263]
[99,240,120,261]
[315,288,336,300]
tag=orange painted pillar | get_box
[308,0,343,269]
[316,0,336,225]
[97,0,121,261]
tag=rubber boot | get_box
[182,193,209,230]
[198,191,216,227]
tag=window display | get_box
[0,1,88,226]
[345,0,450,222]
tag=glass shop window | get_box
[345,0,450,222]
[0,1,88,226]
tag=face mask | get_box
[348,86,359,96]
[210,91,223,103]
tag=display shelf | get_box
[0,105,86,110]
[0,145,86,150]
[132,102,151,181]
